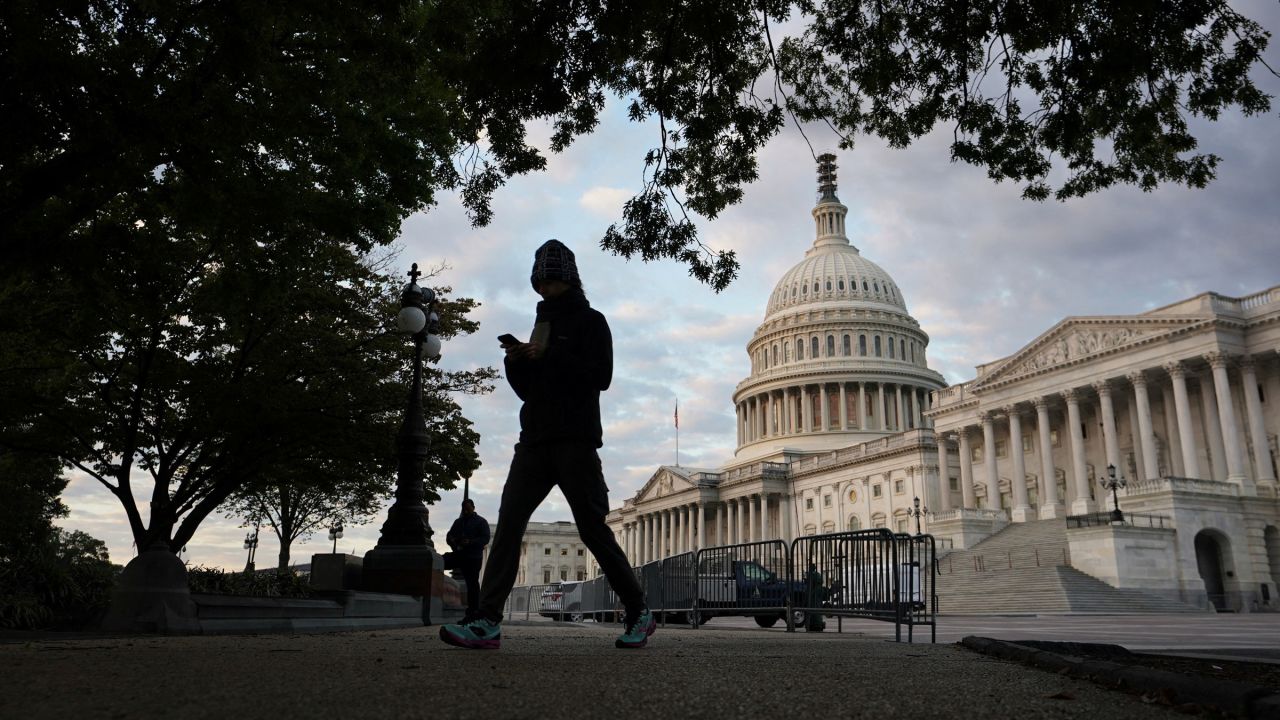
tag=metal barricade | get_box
[686,540,793,629]
[791,529,937,643]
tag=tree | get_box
[2,1,1274,291]
[224,294,488,571]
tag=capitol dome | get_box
[732,154,945,461]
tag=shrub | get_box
[186,565,312,598]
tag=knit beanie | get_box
[530,239,580,290]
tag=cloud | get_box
[579,186,633,219]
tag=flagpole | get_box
[674,400,680,468]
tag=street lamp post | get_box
[362,263,445,607]
[329,521,344,554]
[907,496,928,536]
[1102,464,1127,523]
[243,527,259,574]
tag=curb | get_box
[960,636,1280,718]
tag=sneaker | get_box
[615,607,656,649]
[440,616,501,649]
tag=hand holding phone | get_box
[497,333,520,347]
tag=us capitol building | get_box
[605,155,1280,613]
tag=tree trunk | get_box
[278,539,291,573]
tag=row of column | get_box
[620,493,792,565]
[737,381,931,445]
[935,352,1275,521]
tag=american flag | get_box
[674,401,678,429]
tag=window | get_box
[848,515,861,530]
[996,440,1008,459]
[1022,435,1034,452]
[874,336,882,357]
[796,339,804,360]
[887,336,895,358]
[561,548,568,556]
[873,484,883,498]
[560,569,568,581]
[838,279,845,290]
[826,335,835,357]
[910,342,915,363]
[813,281,820,293]
[896,518,909,533]
[972,445,984,462]
[900,339,906,359]
[862,280,869,292]
[825,280,832,292]
[804,524,818,536]
[894,479,904,494]
[577,549,584,556]
[543,569,552,583]
[544,547,551,555]
[873,281,880,294]
[842,335,851,356]
[871,513,886,528]
[811,337,819,358]
[805,498,814,510]
[859,335,867,356]
[823,494,832,507]
[576,570,586,581]
[949,477,960,492]
[772,344,778,365]
[802,284,808,295]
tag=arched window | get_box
[810,337,819,358]
[802,284,808,295]
[813,281,820,293]
[848,515,862,531]
[910,342,915,363]
[873,281,880,294]
[838,279,845,291]
[826,335,835,357]
[862,280,869,292]
[796,339,804,360]
[859,335,867,356]
[825,280,832,292]
[874,336,882,356]
[842,334,851,356]
[887,336,895,359]
[803,524,817,536]
[792,285,797,298]
[871,512,887,529]
[900,339,906,359]
[772,344,779,365]
[784,343,791,363]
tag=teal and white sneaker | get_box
[440,616,501,649]
[615,607,656,649]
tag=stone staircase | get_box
[935,519,1201,615]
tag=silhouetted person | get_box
[445,498,489,617]
[439,240,653,650]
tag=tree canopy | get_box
[2,1,1274,290]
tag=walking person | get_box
[445,498,490,618]
[439,239,654,650]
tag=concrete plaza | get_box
[4,615,1278,719]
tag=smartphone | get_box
[497,333,520,346]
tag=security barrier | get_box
[502,530,938,642]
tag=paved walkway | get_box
[0,620,1249,720]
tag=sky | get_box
[58,3,1280,570]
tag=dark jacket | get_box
[505,288,612,447]
[446,512,491,561]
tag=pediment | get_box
[635,466,696,503]
[973,316,1208,389]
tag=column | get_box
[895,385,904,431]
[713,503,722,546]
[1094,380,1121,474]
[981,411,1000,513]
[1130,371,1160,481]
[672,506,682,555]
[760,493,771,540]
[736,498,746,543]
[1127,393,1147,483]
[801,386,811,432]
[782,388,792,435]
[1241,356,1277,486]
[1161,384,1184,477]
[1199,373,1228,480]
[1165,362,1202,478]
[1006,406,1031,522]
[696,502,705,549]
[1064,388,1093,514]
[958,428,976,509]
[782,492,793,542]
[839,383,848,430]
[937,435,953,511]
[857,383,867,429]
[686,504,695,551]
[819,384,830,431]
[815,486,825,532]
[1206,351,1252,492]
[914,389,924,428]
[1035,398,1062,518]
[746,495,756,543]
[877,384,887,430]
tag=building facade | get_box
[605,154,1280,612]
[481,520,599,586]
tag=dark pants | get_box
[461,561,481,615]
[478,442,643,621]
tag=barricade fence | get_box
[502,530,938,642]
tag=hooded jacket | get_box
[505,287,612,447]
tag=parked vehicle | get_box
[675,556,811,628]
[538,581,585,622]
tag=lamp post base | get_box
[361,545,442,623]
